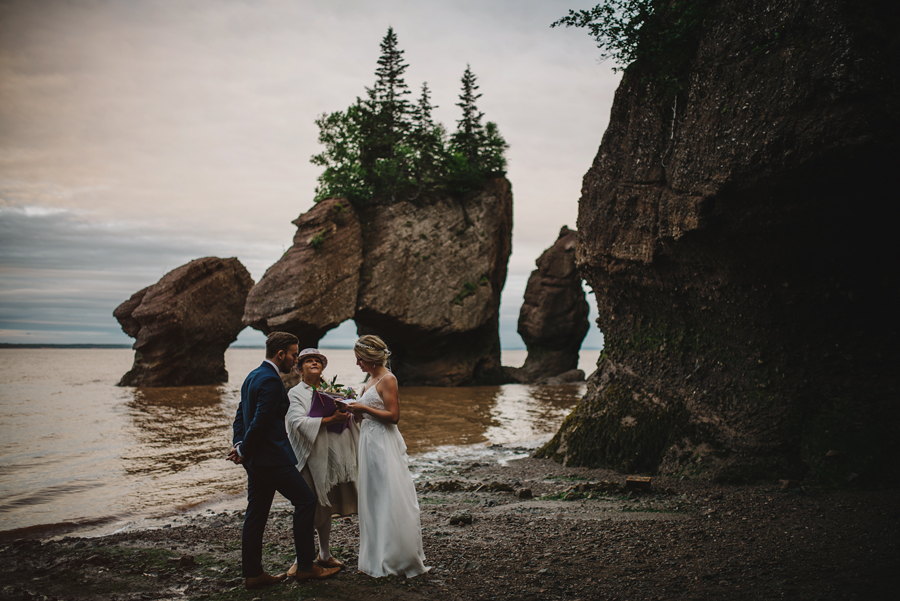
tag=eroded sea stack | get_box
[115,257,254,387]
[538,0,900,484]
[505,226,590,383]
[244,177,513,386]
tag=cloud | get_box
[0,0,613,347]
[0,205,279,343]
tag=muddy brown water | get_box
[0,348,599,537]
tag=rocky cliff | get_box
[244,177,512,386]
[538,0,900,484]
[505,226,589,383]
[115,257,254,387]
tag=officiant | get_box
[285,348,359,572]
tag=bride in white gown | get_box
[345,335,430,578]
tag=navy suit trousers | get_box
[242,463,316,577]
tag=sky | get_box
[0,0,620,350]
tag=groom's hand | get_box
[226,447,243,464]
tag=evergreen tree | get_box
[446,65,507,193]
[360,26,413,200]
[409,82,445,194]
[309,29,508,206]
[480,121,509,174]
[450,65,485,166]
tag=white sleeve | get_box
[285,384,323,469]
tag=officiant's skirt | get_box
[300,465,358,529]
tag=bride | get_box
[345,335,430,578]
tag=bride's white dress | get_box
[356,377,430,577]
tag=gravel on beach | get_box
[2,451,898,601]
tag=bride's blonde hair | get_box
[354,335,391,369]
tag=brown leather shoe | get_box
[294,563,340,582]
[316,556,345,569]
[244,571,286,590]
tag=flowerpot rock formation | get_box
[538,0,900,484]
[114,257,254,387]
[243,177,513,386]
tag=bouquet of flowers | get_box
[318,375,356,400]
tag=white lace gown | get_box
[356,380,430,578]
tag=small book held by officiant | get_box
[308,390,353,434]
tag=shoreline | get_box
[0,441,539,543]
[2,447,898,600]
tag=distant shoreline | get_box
[0,343,264,349]
[0,343,603,351]
[0,343,134,349]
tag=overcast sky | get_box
[0,0,619,349]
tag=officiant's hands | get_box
[322,409,351,426]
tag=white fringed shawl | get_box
[285,381,359,506]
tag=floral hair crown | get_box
[354,340,391,355]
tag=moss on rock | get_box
[537,372,692,474]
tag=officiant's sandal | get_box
[316,556,345,569]
[288,562,340,582]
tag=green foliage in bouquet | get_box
[317,374,357,399]
[311,27,508,207]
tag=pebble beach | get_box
[3,448,898,601]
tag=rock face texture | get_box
[504,226,590,383]
[243,198,363,343]
[538,0,900,484]
[244,177,513,386]
[115,257,254,387]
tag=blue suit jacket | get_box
[232,361,298,467]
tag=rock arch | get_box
[242,177,513,386]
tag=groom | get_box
[228,331,340,589]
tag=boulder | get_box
[539,369,586,385]
[114,257,253,386]
[538,0,900,484]
[244,177,513,385]
[504,226,590,383]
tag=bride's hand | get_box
[344,402,365,415]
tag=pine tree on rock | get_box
[310,28,508,206]
[450,65,485,167]
[481,121,509,174]
[409,82,446,196]
[361,26,413,200]
[447,65,508,193]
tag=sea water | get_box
[0,348,598,538]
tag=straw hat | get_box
[297,348,328,369]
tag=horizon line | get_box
[0,343,604,351]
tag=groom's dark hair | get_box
[265,331,299,358]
